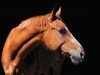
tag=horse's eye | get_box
[59,28,66,35]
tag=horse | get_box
[1,6,85,75]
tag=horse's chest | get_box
[19,47,61,73]
[37,49,60,71]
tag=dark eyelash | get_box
[59,28,66,35]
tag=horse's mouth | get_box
[61,51,84,65]
[70,56,83,65]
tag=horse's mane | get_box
[17,14,50,29]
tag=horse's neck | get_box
[17,14,50,31]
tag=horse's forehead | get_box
[50,20,67,30]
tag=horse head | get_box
[41,7,85,64]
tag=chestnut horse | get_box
[1,7,85,75]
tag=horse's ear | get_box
[49,0,62,20]
[49,7,61,20]
[56,7,61,17]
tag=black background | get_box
[0,0,100,75]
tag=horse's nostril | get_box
[80,51,84,58]
[81,57,84,61]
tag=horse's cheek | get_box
[43,30,64,51]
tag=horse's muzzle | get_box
[69,50,85,65]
